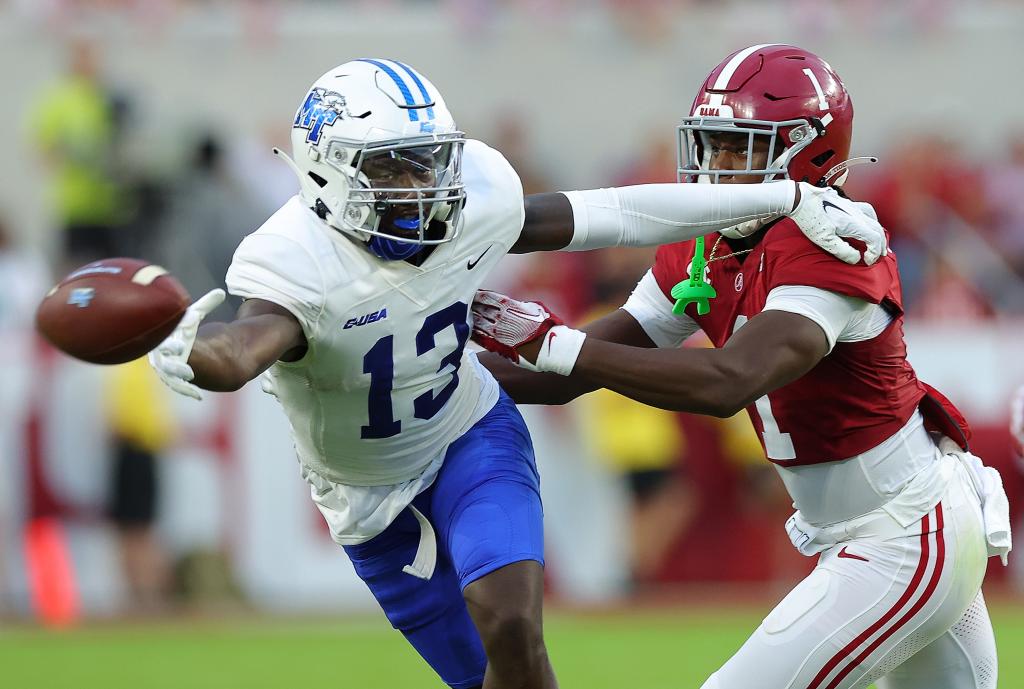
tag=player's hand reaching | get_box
[471,290,586,376]
[789,183,888,266]
[148,288,226,400]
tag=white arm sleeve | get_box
[763,284,893,353]
[225,232,326,336]
[621,270,700,348]
[561,181,796,251]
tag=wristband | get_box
[534,325,587,376]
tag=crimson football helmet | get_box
[678,44,857,187]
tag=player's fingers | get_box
[838,221,884,266]
[163,360,195,381]
[170,379,203,400]
[861,215,888,262]
[470,330,502,353]
[817,233,860,265]
[152,363,201,399]
[473,293,508,314]
[159,337,186,357]
[471,300,500,316]
[860,232,883,266]
[852,200,879,222]
[471,309,501,330]
[473,329,513,353]
[191,289,227,317]
[172,360,193,380]
[473,289,503,304]
[472,322,500,339]
[471,308,499,326]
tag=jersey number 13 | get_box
[361,302,470,439]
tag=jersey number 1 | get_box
[361,302,470,439]
[734,315,796,460]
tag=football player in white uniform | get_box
[149,58,886,689]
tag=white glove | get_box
[788,183,888,265]
[148,288,226,400]
[471,290,586,375]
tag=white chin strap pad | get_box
[719,217,769,239]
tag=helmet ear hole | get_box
[811,150,835,168]
[308,172,329,188]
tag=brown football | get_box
[36,258,191,365]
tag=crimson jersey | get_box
[652,218,928,467]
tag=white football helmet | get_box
[276,58,465,260]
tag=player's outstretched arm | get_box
[512,183,886,265]
[473,291,828,417]
[568,310,827,416]
[511,184,796,254]
[149,291,306,399]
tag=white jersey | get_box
[226,139,524,495]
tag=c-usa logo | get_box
[294,88,352,144]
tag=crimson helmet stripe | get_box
[711,43,784,90]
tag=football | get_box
[36,258,191,365]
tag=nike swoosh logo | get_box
[508,305,546,323]
[467,246,492,270]
[822,200,850,216]
[547,329,558,354]
[837,546,869,562]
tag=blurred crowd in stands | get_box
[6,0,1023,65]
[2,10,1023,619]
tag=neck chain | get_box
[706,233,753,264]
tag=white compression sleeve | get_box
[561,181,797,251]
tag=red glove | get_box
[471,290,564,368]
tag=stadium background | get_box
[1,1,1023,687]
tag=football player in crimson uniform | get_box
[473,45,1010,689]
[147,58,886,689]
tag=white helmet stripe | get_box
[712,43,783,90]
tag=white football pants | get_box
[702,459,997,689]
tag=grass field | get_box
[3,604,1023,688]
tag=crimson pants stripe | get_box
[805,505,939,689]
[824,504,946,689]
